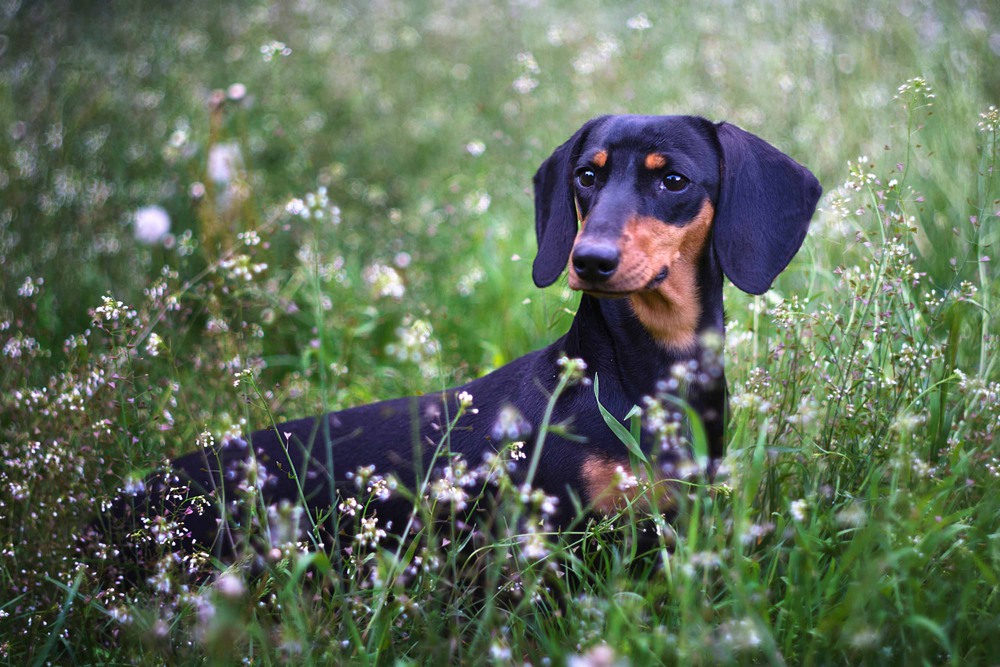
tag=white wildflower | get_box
[145,332,164,357]
[627,13,652,30]
[207,142,242,184]
[363,263,405,300]
[17,276,43,298]
[355,514,386,549]
[215,571,245,599]
[790,499,808,522]
[465,140,486,157]
[338,497,360,517]
[261,40,292,62]
[133,205,171,244]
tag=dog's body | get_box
[110,115,820,561]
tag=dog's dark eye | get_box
[576,169,597,188]
[661,173,689,192]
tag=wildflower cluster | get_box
[456,265,486,296]
[17,276,43,298]
[219,252,268,282]
[285,186,341,225]
[512,52,540,95]
[355,515,387,550]
[92,294,138,328]
[556,355,589,386]
[626,13,653,31]
[385,316,442,378]
[430,459,475,512]
[979,105,999,134]
[260,40,292,62]
[571,33,620,76]
[894,76,936,110]
[362,262,405,300]
[844,155,877,192]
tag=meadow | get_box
[1,0,999,664]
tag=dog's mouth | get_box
[645,266,669,289]
[570,265,670,297]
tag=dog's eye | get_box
[661,173,689,192]
[576,169,597,188]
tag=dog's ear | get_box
[712,122,822,295]
[532,117,607,288]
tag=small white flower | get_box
[93,293,137,324]
[627,13,652,30]
[260,40,292,62]
[556,356,588,384]
[145,332,164,357]
[465,140,486,157]
[979,105,999,133]
[519,525,550,560]
[196,431,215,449]
[790,499,808,522]
[285,197,306,216]
[363,263,405,300]
[238,230,261,247]
[216,572,245,598]
[207,142,242,184]
[227,82,247,101]
[355,514,387,549]
[464,190,491,215]
[512,75,538,94]
[568,645,616,667]
[457,266,486,296]
[612,465,638,492]
[233,367,256,387]
[490,642,513,661]
[338,496,360,517]
[134,206,171,244]
[17,276,42,298]
[509,441,526,461]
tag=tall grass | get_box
[1,1,998,664]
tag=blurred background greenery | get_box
[4,0,997,384]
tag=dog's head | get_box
[532,115,822,303]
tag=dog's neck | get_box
[561,248,725,407]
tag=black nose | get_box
[572,241,620,283]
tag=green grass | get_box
[1,0,999,664]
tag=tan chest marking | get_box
[625,201,714,350]
[581,454,676,515]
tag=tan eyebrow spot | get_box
[645,153,667,170]
[592,150,608,168]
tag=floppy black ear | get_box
[713,122,822,295]
[532,117,607,288]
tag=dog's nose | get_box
[572,241,620,283]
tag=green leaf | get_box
[593,374,647,464]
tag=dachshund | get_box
[102,115,821,566]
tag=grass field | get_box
[2,0,999,664]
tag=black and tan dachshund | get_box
[107,115,821,562]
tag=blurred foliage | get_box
[2,0,997,362]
